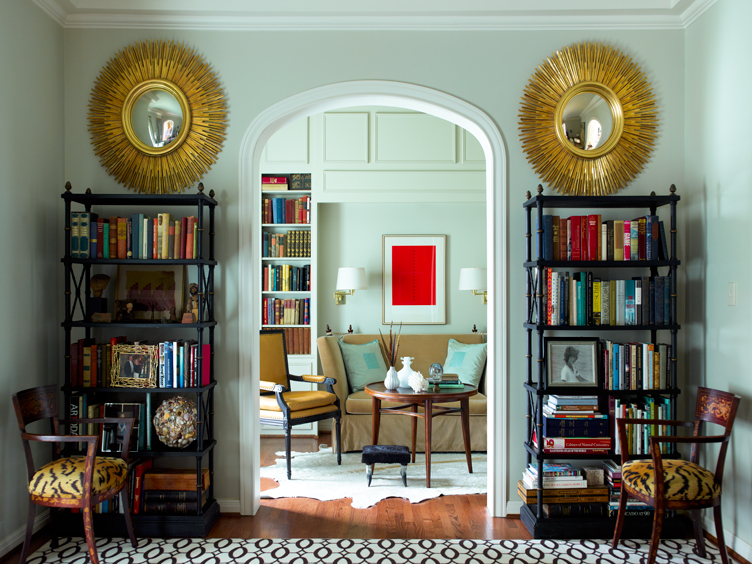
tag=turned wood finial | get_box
[348,325,354,334]
[65,181,72,192]
[198,183,205,193]
[650,191,656,197]
[85,188,92,194]
[326,324,332,336]
[537,184,543,195]
[526,190,531,200]
[209,189,215,199]
[472,324,478,333]
[670,184,676,194]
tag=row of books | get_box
[262,298,310,326]
[263,264,311,292]
[537,214,669,262]
[261,174,312,191]
[70,212,200,260]
[540,270,672,326]
[262,327,312,355]
[158,340,211,388]
[70,336,125,387]
[263,230,311,258]
[262,196,311,225]
[602,341,673,391]
[612,396,673,456]
[542,397,608,437]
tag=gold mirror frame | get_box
[519,42,657,195]
[88,40,227,194]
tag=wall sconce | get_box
[335,267,367,305]
[459,267,487,304]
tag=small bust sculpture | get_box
[185,283,199,322]
[90,274,111,298]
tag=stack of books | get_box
[261,175,288,190]
[522,462,585,490]
[534,396,611,454]
[141,468,210,515]
[602,460,655,518]
[427,373,464,389]
[518,471,609,518]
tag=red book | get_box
[90,345,98,388]
[185,217,195,259]
[202,344,211,386]
[633,216,647,261]
[570,216,582,260]
[543,437,612,449]
[546,267,553,325]
[132,459,153,514]
[262,176,287,184]
[623,220,631,261]
[180,217,188,259]
[70,343,79,387]
[126,219,132,258]
[96,219,104,258]
[588,215,599,261]
[117,218,127,259]
[152,218,159,258]
[109,216,119,258]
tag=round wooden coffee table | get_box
[364,382,477,488]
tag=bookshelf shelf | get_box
[522,186,682,539]
[262,223,311,228]
[61,185,218,537]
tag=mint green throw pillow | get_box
[337,339,387,392]
[444,339,487,388]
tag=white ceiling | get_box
[34,0,717,30]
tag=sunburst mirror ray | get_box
[519,42,657,196]
[88,40,228,194]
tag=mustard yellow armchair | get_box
[259,330,341,479]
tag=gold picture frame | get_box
[518,42,657,196]
[111,344,158,388]
[88,40,228,194]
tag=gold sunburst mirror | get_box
[88,40,228,194]
[519,42,657,195]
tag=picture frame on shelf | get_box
[545,337,599,387]
[100,402,143,453]
[111,344,158,388]
[115,265,185,322]
[382,234,446,325]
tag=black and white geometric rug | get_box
[28,537,727,563]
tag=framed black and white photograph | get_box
[545,337,599,387]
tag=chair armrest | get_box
[21,433,97,444]
[260,380,287,393]
[650,434,727,445]
[61,417,134,461]
[615,418,694,464]
[290,374,338,393]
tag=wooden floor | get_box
[0,433,527,564]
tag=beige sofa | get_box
[317,333,487,453]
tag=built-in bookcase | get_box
[521,185,689,539]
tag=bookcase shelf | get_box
[61,185,219,537]
[522,186,683,539]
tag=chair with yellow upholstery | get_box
[612,386,741,564]
[260,330,342,479]
[12,384,138,564]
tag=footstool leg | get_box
[401,464,407,487]
[366,464,374,487]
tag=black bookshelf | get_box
[522,186,688,539]
[61,183,219,537]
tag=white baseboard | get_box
[506,500,523,516]
[0,509,49,558]
[702,514,752,563]
[217,498,241,514]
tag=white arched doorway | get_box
[238,80,508,517]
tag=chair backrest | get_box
[11,385,62,477]
[260,330,290,388]
[692,386,741,477]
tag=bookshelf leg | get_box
[120,488,138,548]
[82,506,99,564]
[713,505,730,564]
[647,507,664,564]
[611,488,629,548]
[19,500,35,564]
[691,509,706,557]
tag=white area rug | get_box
[29,538,726,563]
[260,446,486,508]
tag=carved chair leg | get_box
[691,509,706,558]
[335,417,342,465]
[49,507,59,549]
[647,505,664,564]
[611,487,629,548]
[713,505,730,564]
[285,427,292,480]
[18,500,36,564]
[120,489,138,548]
[82,506,99,564]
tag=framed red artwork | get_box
[382,235,446,325]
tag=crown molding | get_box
[31,0,716,31]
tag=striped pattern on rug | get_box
[29,537,724,563]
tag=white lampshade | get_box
[336,267,368,290]
[458,267,487,291]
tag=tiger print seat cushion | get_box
[28,456,128,500]
[622,459,720,501]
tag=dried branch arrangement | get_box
[379,322,403,367]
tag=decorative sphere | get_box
[153,396,198,448]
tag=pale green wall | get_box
[685,0,752,550]
[0,0,64,545]
[62,28,685,511]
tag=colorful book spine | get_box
[79,212,90,258]
[70,212,80,258]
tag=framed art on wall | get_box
[115,265,185,321]
[545,337,599,387]
[382,234,446,325]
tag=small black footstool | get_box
[361,444,410,487]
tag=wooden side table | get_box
[364,382,478,488]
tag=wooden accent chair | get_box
[259,330,342,479]
[612,387,741,564]
[12,385,138,564]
